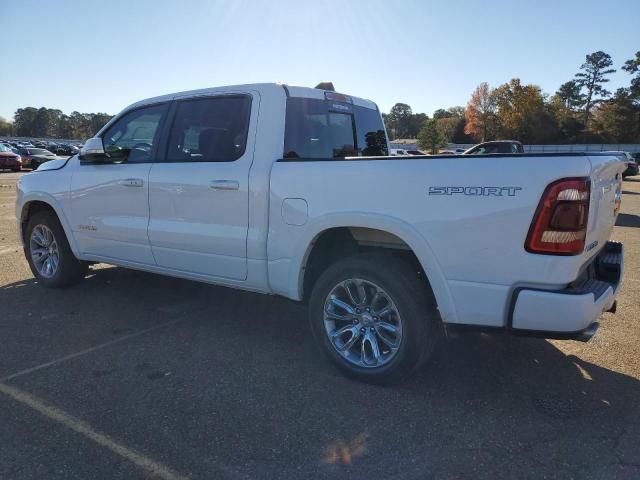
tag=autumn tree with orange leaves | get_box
[464,82,498,141]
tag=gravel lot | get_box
[0,170,639,479]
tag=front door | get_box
[69,103,168,265]
[147,93,256,280]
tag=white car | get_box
[15,83,625,384]
[390,148,408,156]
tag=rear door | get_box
[147,92,257,280]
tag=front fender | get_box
[268,212,457,324]
[17,190,80,257]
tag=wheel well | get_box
[21,201,57,239]
[302,227,426,301]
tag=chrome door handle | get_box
[210,180,239,191]
[119,178,144,187]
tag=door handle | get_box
[210,180,239,191]
[119,178,144,187]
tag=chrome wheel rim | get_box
[323,278,403,368]
[29,224,59,278]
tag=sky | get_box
[1,0,638,120]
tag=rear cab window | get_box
[283,96,388,159]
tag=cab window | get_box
[165,95,252,162]
[101,104,166,163]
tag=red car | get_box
[0,143,22,171]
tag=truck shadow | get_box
[616,213,640,228]
[1,266,639,478]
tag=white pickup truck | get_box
[16,83,625,384]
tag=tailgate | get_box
[584,154,625,261]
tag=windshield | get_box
[0,144,11,152]
[30,148,53,155]
[283,97,388,159]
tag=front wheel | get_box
[25,211,87,287]
[309,253,442,384]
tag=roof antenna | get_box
[315,82,335,91]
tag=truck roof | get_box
[123,83,378,114]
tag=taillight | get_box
[525,177,590,255]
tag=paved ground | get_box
[0,170,639,479]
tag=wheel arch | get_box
[285,213,457,324]
[19,193,79,256]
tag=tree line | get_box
[384,50,640,153]
[0,107,113,140]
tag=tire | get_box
[24,211,86,288]
[12,166,21,172]
[309,252,442,385]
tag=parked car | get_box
[390,148,408,156]
[406,150,425,155]
[53,144,80,156]
[601,151,638,178]
[464,140,524,154]
[17,147,57,170]
[624,161,639,178]
[0,143,22,171]
[2,143,20,154]
[15,83,626,384]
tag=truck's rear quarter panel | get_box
[269,154,609,327]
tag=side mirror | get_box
[79,137,108,163]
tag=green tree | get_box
[11,107,113,140]
[0,117,13,136]
[622,50,640,99]
[432,108,452,120]
[408,113,428,138]
[417,118,446,154]
[574,51,616,137]
[436,117,459,143]
[548,94,584,142]
[14,107,38,136]
[555,81,585,110]
[447,106,465,118]
[593,88,640,142]
[493,78,551,143]
[387,103,413,139]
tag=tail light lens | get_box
[525,177,590,255]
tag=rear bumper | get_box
[510,241,623,341]
[0,156,21,168]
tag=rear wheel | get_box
[25,211,87,288]
[309,253,441,384]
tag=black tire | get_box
[309,252,441,385]
[24,211,86,288]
